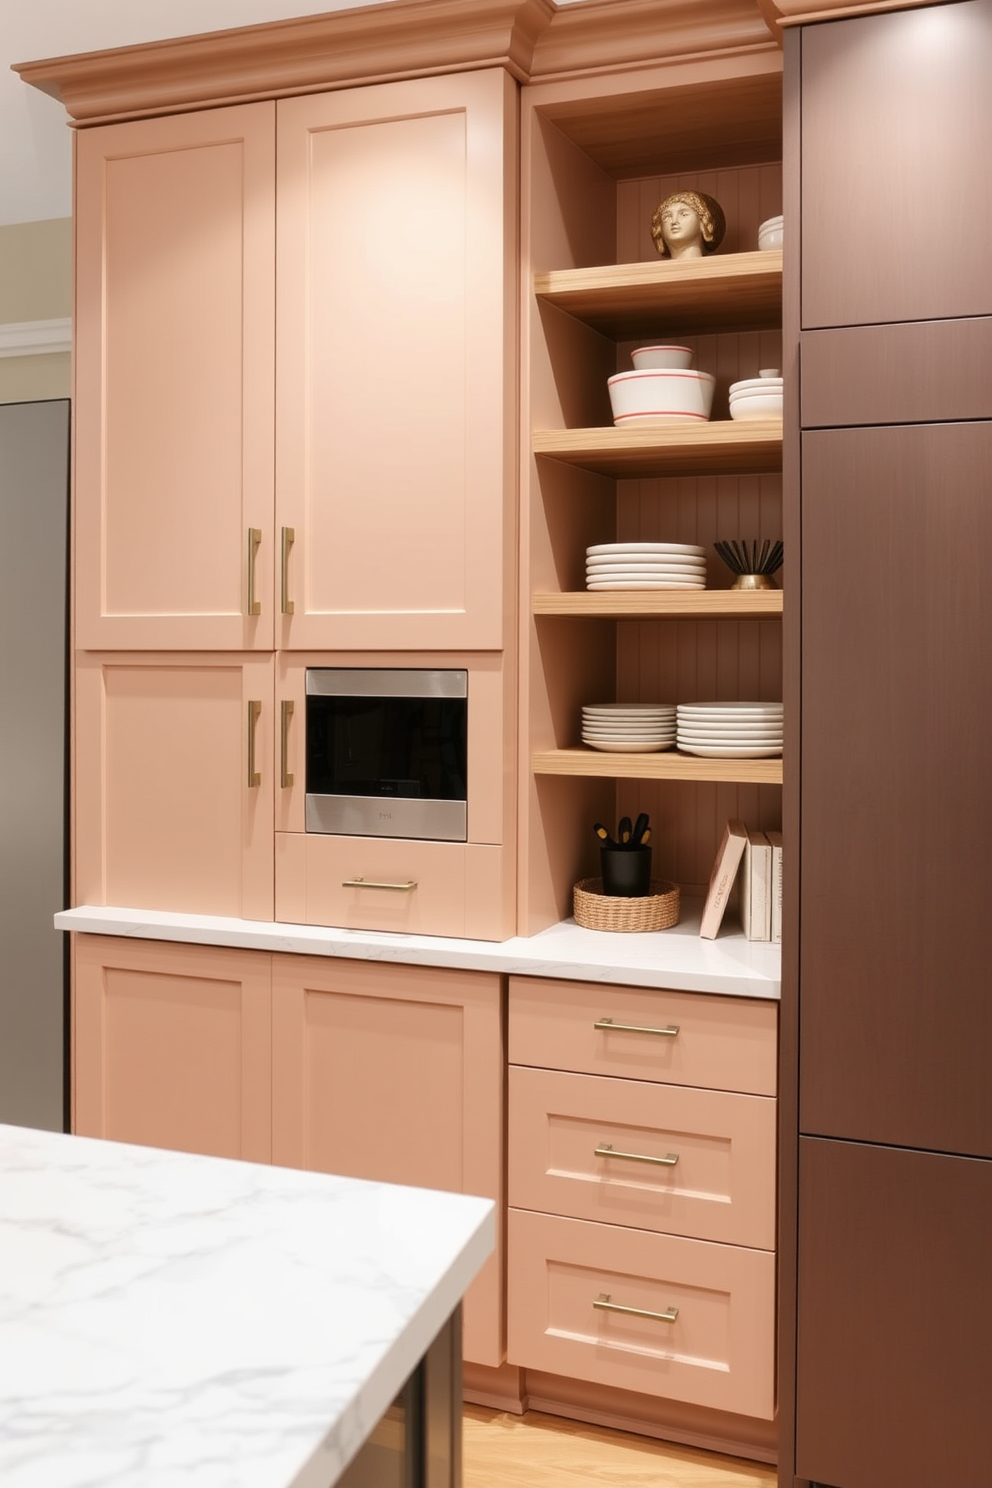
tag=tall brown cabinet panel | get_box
[783,4,992,1486]
[799,1,992,329]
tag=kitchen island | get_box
[0,1123,494,1488]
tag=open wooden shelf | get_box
[533,748,783,785]
[533,250,782,337]
[533,590,783,618]
[533,420,783,478]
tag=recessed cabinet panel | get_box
[796,1137,992,1488]
[75,105,275,649]
[276,70,515,651]
[270,955,504,1366]
[801,1,992,328]
[75,653,275,920]
[73,936,272,1161]
[800,423,992,1156]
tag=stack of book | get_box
[699,818,783,942]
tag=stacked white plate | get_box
[586,541,706,591]
[676,702,783,758]
[582,703,676,753]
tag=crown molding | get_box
[760,0,943,30]
[14,0,556,125]
[530,0,780,78]
[0,319,72,359]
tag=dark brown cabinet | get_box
[795,1137,992,1488]
[799,420,992,1158]
[800,0,992,329]
[782,4,992,1486]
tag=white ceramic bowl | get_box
[630,344,693,371]
[607,368,715,424]
[730,376,783,398]
[758,214,784,251]
[729,392,783,420]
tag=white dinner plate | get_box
[587,579,707,591]
[678,704,782,716]
[584,739,675,753]
[585,553,710,562]
[677,743,783,758]
[586,543,706,557]
[676,721,784,735]
[583,731,676,742]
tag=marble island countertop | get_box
[55,901,780,999]
[0,1124,494,1488]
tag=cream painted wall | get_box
[0,218,71,403]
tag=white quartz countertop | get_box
[55,903,780,999]
[0,1124,494,1488]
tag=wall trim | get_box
[0,318,72,359]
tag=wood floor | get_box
[462,1406,776,1488]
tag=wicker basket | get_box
[573,877,681,933]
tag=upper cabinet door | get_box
[800,0,992,328]
[276,70,517,651]
[75,104,276,650]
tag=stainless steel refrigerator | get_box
[0,398,69,1131]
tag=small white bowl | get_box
[729,392,783,420]
[630,344,693,371]
[730,377,783,398]
[758,215,784,251]
[608,368,715,424]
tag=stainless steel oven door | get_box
[305,669,468,842]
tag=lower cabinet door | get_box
[507,1208,775,1420]
[796,1136,992,1488]
[73,935,272,1162]
[271,954,504,1367]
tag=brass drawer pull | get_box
[595,1143,679,1167]
[281,526,295,615]
[280,699,294,788]
[247,699,261,788]
[594,1294,679,1325]
[595,1017,680,1038]
[247,527,262,616]
[342,877,417,892]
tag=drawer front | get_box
[508,1066,776,1249]
[508,977,777,1095]
[275,832,511,940]
[507,1209,775,1420]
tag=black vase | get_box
[600,844,652,897]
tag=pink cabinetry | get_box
[74,653,275,919]
[271,955,504,1367]
[75,104,276,651]
[506,977,777,1421]
[276,70,517,652]
[71,936,505,1369]
[73,935,272,1161]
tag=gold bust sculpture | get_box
[651,191,726,260]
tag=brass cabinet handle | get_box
[280,526,295,615]
[247,527,262,616]
[594,1294,679,1325]
[342,877,417,892]
[594,1017,680,1038]
[595,1143,679,1167]
[247,699,261,787]
[280,700,295,788]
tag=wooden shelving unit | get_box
[533,420,783,478]
[533,748,783,785]
[534,249,783,337]
[533,590,783,618]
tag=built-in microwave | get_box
[305,668,468,842]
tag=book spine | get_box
[768,830,783,944]
[745,830,772,941]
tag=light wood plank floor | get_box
[463,1406,776,1488]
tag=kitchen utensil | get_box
[632,812,649,844]
[618,815,632,845]
[593,822,617,847]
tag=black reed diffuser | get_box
[714,539,784,590]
